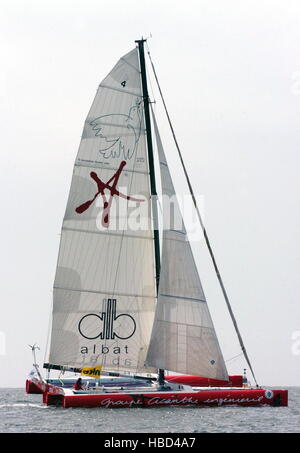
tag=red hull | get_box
[61,388,288,408]
[26,379,44,394]
[26,378,288,408]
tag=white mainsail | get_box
[145,111,228,380]
[48,48,157,373]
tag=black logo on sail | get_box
[78,299,136,340]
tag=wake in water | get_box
[0,403,48,409]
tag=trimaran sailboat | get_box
[26,39,288,408]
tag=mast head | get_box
[135,37,147,45]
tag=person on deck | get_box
[74,377,83,390]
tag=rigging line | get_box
[146,59,156,108]
[225,352,243,363]
[147,48,259,388]
[43,292,53,365]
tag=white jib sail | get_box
[145,111,228,380]
[48,48,156,373]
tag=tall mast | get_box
[136,38,164,385]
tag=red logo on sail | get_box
[75,160,144,227]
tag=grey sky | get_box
[1,0,300,387]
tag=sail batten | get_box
[160,294,206,303]
[120,57,140,73]
[100,84,143,96]
[62,226,154,240]
[74,162,149,176]
[53,286,156,300]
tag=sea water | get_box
[0,387,299,433]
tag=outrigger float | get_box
[26,38,288,408]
